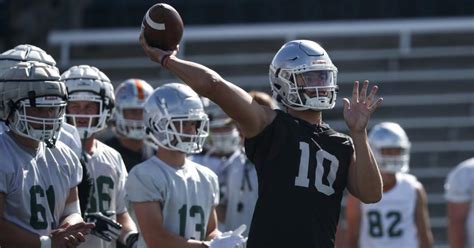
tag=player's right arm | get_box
[133,201,211,248]
[139,33,276,138]
[344,194,361,248]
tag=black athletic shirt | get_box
[104,137,148,172]
[245,110,354,248]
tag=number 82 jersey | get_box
[245,110,354,248]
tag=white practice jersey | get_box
[190,153,229,178]
[58,122,82,158]
[80,140,128,248]
[126,156,219,247]
[224,149,258,236]
[0,132,82,236]
[359,173,420,248]
[445,158,474,248]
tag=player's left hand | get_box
[85,212,122,242]
[343,80,383,133]
[209,224,248,248]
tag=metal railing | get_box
[48,17,474,68]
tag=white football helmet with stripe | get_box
[113,78,154,139]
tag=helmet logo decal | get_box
[134,79,145,100]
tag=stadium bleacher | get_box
[47,17,474,247]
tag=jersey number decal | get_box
[30,185,55,229]
[179,204,205,240]
[294,141,339,195]
[87,176,114,213]
[367,210,403,237]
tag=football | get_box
[142,3,183,51]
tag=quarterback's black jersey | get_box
[245,110,354,248]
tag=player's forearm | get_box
[166,56,222,97]
[59,213,83,228]
[0,218,41,247]
[117,212,138,244]
[351,131,382,203]
[419,234,433,248]
[448,222,466,248]
[344,234,359,248]
[165,55,271,137]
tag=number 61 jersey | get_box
[0,133,82,236]
[245,110,353,248]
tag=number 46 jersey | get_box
[245,110,354,248]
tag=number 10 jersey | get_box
[245,110,354,248]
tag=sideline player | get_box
[62,65,138,248]
[0,61,93,247]
[344,122,433,248]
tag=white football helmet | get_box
[113,78,154,139]
[0,44,56,76]
[145,83,209,154]
[0,61,67,147]
[201,97,241,154]
[61,65,115,139]
[368,122,411,173]
[269,40,338,111]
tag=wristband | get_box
[40,235,51,248]
[160,54,171,67]
[122,230,138,244]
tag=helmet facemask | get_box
[148,109,209,154]
[10,96,66,147]
[368,122,411,174]
[272,65,338,111]
[115,107,146,139]
[66,92,111,139]
[372,146,410,173]
[113,79,153,140]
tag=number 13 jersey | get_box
[126,156,219,246]
[245,110,354,248]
